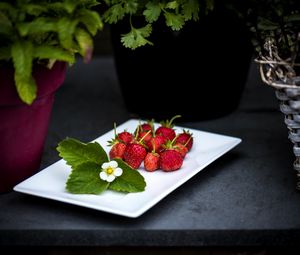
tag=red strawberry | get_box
[160,150,183,171]
[146,135,167,153]
[174,143,188,158]
[123,130,151,169]
[140,122,153,132]
[155,115,181,141]
[109,143,126,159]
[123,143,147,169]
[175,130,193,151]
[135,120,154,141]
[108,123,127,159]
[138,130,153,144]
[144,151,160,172]
[117,131,134,144]
[140,119,154,132]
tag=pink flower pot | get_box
[0,62,67,193]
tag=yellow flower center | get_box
[106,167,114,175]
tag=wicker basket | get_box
[256,45,300,189]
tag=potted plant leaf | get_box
[103,0,253,121]
[241,0,300,188]
[0,0,103,193]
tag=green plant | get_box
[0,0,103,104]
[0,0,213,105]
[234,0,300,60]
[102,0,214,49]
[244,0,300,83]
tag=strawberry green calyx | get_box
[108,123,133,146]
[156,115,180,141]
[160,115,181,128]
[163,135,178,149]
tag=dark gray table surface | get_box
[1,57,300,247]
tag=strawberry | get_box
[144,151,160,172]
[139,119,154,132]
[155,115,181,141]
[160,149,183,171]
[174,143,188,158]
[138,130,152,144]
[123,143,147,169]
[117,131,134,144]
[108,123,127,159]
[146,135,167,153]
[175,130,193,151]
[123,130,151,169]
[135,119,154,143]
[109,143,126,159]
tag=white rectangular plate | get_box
[14,119,241,218]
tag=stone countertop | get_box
[1,57,300,247]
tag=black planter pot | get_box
[111,6,253,121]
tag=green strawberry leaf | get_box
[109,159,146,193]
[57,138,109,169]
[66,162,109,194]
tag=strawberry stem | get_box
[171,134,179,145]
[169,115,181,127]
[151,140,156,153]
[134,124,141,140]
[139,130,151,143]
[113,122,117,138]
[184,135,192,147]
[161,115,181,127]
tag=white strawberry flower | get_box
[99,160,123,183]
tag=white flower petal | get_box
[102,162,109,169]
[114,168,123,177]
[99,171,108,181]
[109,160,118,168]
[106,175,115,183]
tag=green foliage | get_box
[57,138,146,195]
[0,0,211,105]
[109,159,146,193]
[234,0,300,59]
[103,0,214,50]
[121,24,153,49]
[11,40,37,104]
[57,138,109,169]
[66,162,109,194]
[0,0,103,105]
